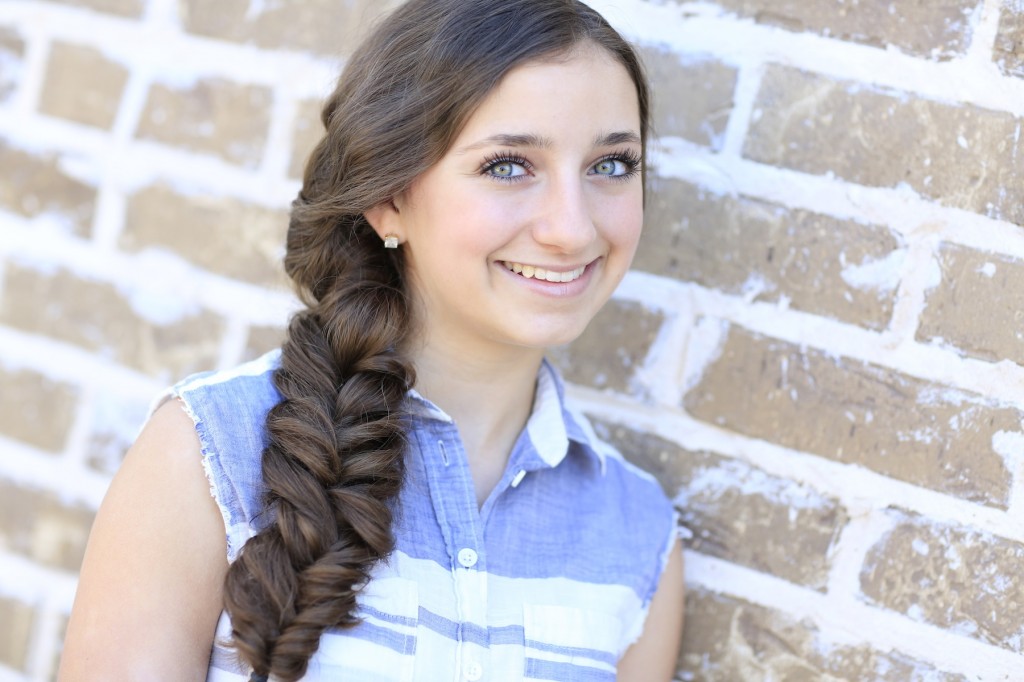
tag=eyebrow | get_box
[456,130,641,154]
[596,130,642,146]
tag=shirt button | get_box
[464,661,483,681]
[457,548,478,568]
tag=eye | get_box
[481,153,532,182]
[590,150,643,179]
[593,158,627,176]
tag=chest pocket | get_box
[522,604,621,682]
[304,577,419,681]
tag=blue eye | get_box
[481,153,531,182]
[593,159,624,176]
[490,161,526,178]
[590,152,642,179]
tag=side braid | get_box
[223,216,414,681]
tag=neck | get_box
[412,340,544,443]
[408,338,546,505]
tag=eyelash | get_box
[597,149,644,181]
[478,149,644,183]
[479,152,533,182]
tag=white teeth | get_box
[502,261,586,283]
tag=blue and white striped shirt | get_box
[167,350,677,681]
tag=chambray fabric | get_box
[165,350,677,682]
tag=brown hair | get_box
[222,1,652,679]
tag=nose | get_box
[531,174,597,253]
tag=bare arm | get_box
[616,538,685,682]
[59,400,229,681]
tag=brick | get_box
[711,0,980,58]
[0,596,34,671]
[244,324,286,362]
[0,480,95,571]
[637,178,902,330]
[684,324,1019,508]
[0,26,25,104]
[917,243,1024,364]
[0,365,78,453]
[180,0,400,56]
[994,3,1024,78]
[0,264,222,379]
[289,98,323,179]
[680,587,969,681]
[744,65,1024,226]
[641,47,736,150]
[85,391,149,475]
[593,421,846,590]
[46,0,142,17]
[135,78,272,168]
[861,509,1024,652]
[39,42,128,130]
[122,184,288,288]
[547,299,663,395]
[0,139,96,236]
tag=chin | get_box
[512,321,593,351]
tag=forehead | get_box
[451,47,641,149]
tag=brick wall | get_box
[0,0,1022,679]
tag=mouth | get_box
[502,261,587,283]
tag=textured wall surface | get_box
[0,0,1022,680]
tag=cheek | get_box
[602,193,644,251]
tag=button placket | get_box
[420,425,490,674]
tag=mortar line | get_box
[651,138,1024,259]
[58,383,98,471]
[717,59,763,161]
[684,550,1024,678]
[569,387,1024,543]
[620,270,1024,407]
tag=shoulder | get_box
[60,399,229,679]
[159,350,285,561]
[540,360,672,504]
[564,400,674,515]
[551,393,683,658]
[167,349,283,423]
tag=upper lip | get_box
[500,258,593,272]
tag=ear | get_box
[364,199,403,243]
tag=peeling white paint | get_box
[978,261,997,277]
[992,429,1024,465]
[685,458,835,511]
[839,248,907,292]
[680,316,729,392]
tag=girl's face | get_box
[369,46,644,358]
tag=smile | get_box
[502,261,587,283]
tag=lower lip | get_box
[497,260,598,297]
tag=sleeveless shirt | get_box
[164,350,678,682]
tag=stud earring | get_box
[383,234,400,249]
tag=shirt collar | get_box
[405,359,607,473]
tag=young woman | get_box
[59,0,684,679]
